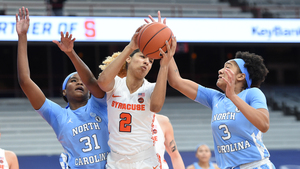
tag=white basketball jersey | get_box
[153,117,169,169]
[106,76,156,155]
[0,148,9,169]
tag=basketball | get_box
[137,22,173,59]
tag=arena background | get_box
[1,0,300,168]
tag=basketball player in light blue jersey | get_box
[167,49,275,168]
[16,7,109,169]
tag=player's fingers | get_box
[22,7,25,19]
[163,18,166,24]
[157,11,161,23]
[165,40,171,53]
[15,13,18,22]
[148,15,155,22]
[72,38,76,42]
[26,8,29,19]
[60,31,64,38]
[144,19,150,24]
[18,8,22,20]
[66,32,69,38]
[52,40,60,46]
[159,48,166,57]
[69,34,72,40]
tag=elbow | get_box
[150,104,163,113]
[168,78,180,90]
[260,123,270,133]
[97,76,107,88]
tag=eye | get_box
[71,79,76,82]
[149,59,154,63]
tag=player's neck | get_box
[126,76,144,94]
[198,161,210,169]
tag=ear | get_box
[62,89,67,97]
[236,73,246,82]
[126,56,131,64]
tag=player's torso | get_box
[107,78,155,155]
[59,104,110,168]
[210,92,268,168]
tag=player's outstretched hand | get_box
[16,7,30,36]
[53,31,76,53]
[144,11,166,25]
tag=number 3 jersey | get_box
[106,76,156,155]
[36,95,110,169]
[194,85,270,169]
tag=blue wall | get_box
[18,150,300,169]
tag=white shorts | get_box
[106,146,160,169]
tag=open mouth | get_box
[75,86,84,92]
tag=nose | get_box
[76,80,83,85]
[144,58,150,65]
[218,68,224,75]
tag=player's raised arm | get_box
[53,32,105,98]
[97,25,143,92]
[17,7,46,110]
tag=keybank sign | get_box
[0,16,299,43]
[252,26,300,38]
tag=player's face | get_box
[216,60,240,92]
[63,73,89,101]
[127,52,154,78]
[196,145,211,162]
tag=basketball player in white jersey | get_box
[153,114,185,169]
[97,25,177,168]
[0,132,19,169]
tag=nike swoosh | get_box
[153,165,158,169]
[112,94,121,98]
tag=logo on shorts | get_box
[95,116,102,122]
[138,97,144,103]
[153,129,157,134]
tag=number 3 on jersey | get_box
[119,112,132,132]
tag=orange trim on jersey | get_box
[156,153,162,169]
[111,101,145,111]
[151,114,156,146]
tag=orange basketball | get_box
[137,22,173,59]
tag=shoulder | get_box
[186,164,195,169]
[5,150,18,162]
[156,114,169,125]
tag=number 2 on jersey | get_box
[119,112,132,132]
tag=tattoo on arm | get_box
[174,69,178,73]
[169,140,177,152]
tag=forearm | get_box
[167,57,181,89]
[230,95,270,132]
[170,154,185,169]
[17,34,30,84]
[65,49,97,85]
[98,45,133,86]
[150,65,168,113]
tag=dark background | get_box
[1,42,300,98]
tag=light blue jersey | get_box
[36,95,110,169]
[193,162,215,169]
[195,85,270,169]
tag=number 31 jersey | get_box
[106,76,156,155]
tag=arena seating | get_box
[0,0,253,18]
[1,96,300,156]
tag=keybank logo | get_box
[252,26,300,38]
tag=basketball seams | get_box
[138,24,152,50]
[146,31,173,57]
[141,26,168,53]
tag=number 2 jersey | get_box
[36,95,110,169]
[194,85,270,169]
[106,76,156,155]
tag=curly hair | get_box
[99,52,127,78]
[99,49,141,78]
[235,51,269,88]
